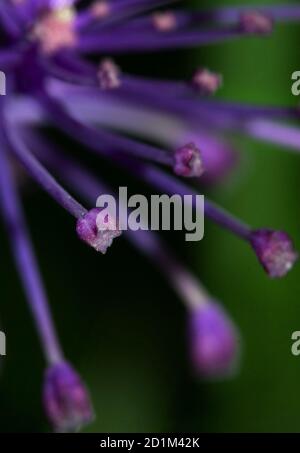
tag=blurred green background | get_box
[0,0,300,432]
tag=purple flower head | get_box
[250,229,298,278]
[189,302,239,378]
[76,207,121,254]
[0,0,300,430]
[173,142,204,178]
[43,361,94,432]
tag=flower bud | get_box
[191,68,222,96]
[250,229,298,278]
[76,208,121,254]
[174,143,204,178]
[189,302,239,378]
[43,361,94,432]
[97,59,121,90]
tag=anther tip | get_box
[250,229,298,278]
[174,143,205,178]
[76,208,121,254]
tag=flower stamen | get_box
[31,7,77,55]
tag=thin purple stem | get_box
[0,48,22,69]
[132,162,252,240]
[77,0,180,31]
[0,145,64,365]
[173,4,300,26]
[119,4,300,31]
[0,3,21,38]
[2,115,87,219]
[244,118,300,152]
[44,55,298,130]
[77,26,249,53]
[39,92,174,166]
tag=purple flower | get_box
[189,302,239,378]
[43,361,94,432]
[0,0,299,430]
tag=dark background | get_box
[0,0,300,432]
